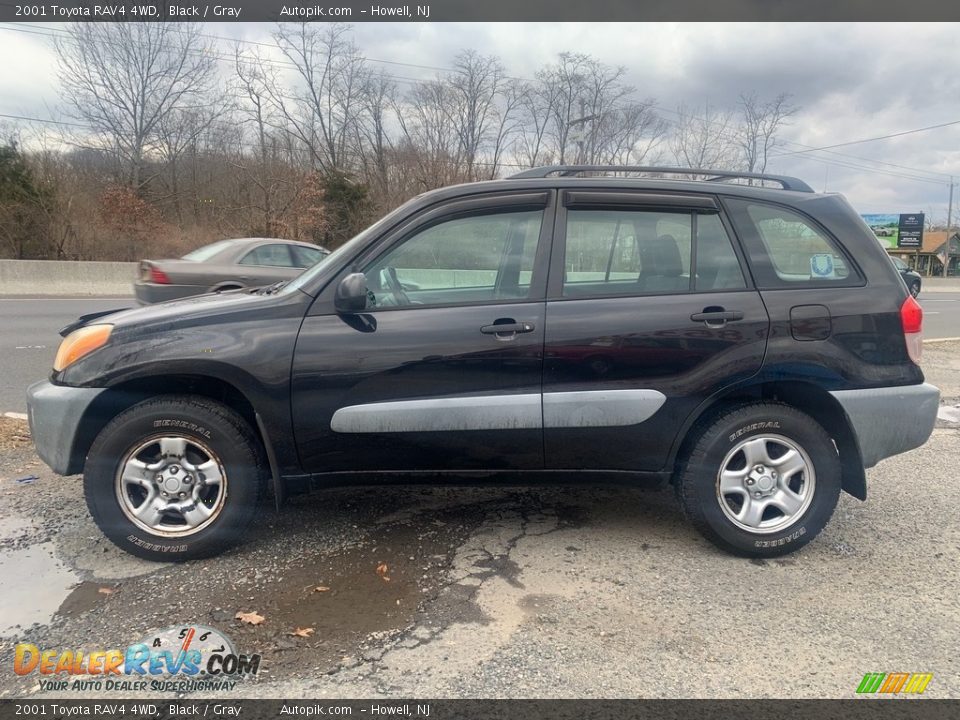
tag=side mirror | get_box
[334,272,369,313]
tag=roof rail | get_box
[509,165,814,193]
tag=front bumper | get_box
[830,383,940,468]
[26,380,106,475]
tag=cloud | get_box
[1,21,955,218]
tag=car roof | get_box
[224,237,321,249]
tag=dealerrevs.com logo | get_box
[13,625,260,693]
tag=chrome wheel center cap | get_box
[162,476,182,493]
[756,475,775,492]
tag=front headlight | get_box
[53,324,113,372]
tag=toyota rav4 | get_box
[27,165,940,561]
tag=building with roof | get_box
[887,230,960,276]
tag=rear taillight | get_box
[149,266,171,285]
[900,294,923,363]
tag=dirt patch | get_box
[0,417,31,451]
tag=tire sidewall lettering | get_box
[728,421,781,443]
[151,419,212,439]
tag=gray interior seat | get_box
[638,234,687,293]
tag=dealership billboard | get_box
[861,213,925,250]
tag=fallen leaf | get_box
[97,587,115,595]
[289,627,314,638]
[376,562,390,582]
[313,586,330,593]
[235,611,265,625]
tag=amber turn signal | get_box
[53,324,113,372]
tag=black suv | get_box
[27,166,940,561]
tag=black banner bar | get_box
[1,700,959,720]
[3,0,960,22]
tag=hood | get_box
[83,288,281,335]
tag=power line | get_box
[0,112,87,127]
[772,119,960,157]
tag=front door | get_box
[542,190,770,471]
[291,191,554,474]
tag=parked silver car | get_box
[134,238,329,304]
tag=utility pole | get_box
[570,99,601,165]
[944,177,954,278]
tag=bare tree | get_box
[55,23,216,189]
[513,81,557,168]
[355,71,397,203]
[670,102,738,172]
[394,77,465,188]
[737,91,798,174]
[270,23,369,174]
[598,101,668,165]
[447,50,506,178]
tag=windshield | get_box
[283,199,421,295]
[182,239,236,262]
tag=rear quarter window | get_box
[724,198,863,288]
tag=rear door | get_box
[291,191,554,473]
[542,190,770,471]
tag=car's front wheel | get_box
[910,280,921,298]
[84,395,267,561]
[676,402,841,557]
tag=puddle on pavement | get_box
[58,582,114,618]
[0,540,81,637]
[222,519,474,677]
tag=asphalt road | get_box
[1,293,959,413]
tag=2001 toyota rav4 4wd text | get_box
[27,165,940,561]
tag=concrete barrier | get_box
[0,260,137,296]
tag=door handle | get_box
[690,309,744,325]
[480,321,536,336]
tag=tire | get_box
[675,402,840,558]
[84,395,267,561]
[910,281,921,298]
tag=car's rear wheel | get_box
[675,402,840,557]
[909,280,921,297]
[84,395,267,561]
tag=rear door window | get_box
[559,207,745,297]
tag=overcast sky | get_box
[1,21,958,221]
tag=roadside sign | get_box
[898,213,924,248]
